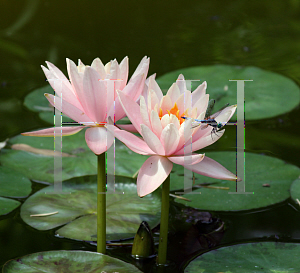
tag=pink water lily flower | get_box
[22,56,150,155]
[109,75,240,197]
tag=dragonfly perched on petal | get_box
[182,100,232,139]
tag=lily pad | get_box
[0,197,20,216]
[24,85,74,124]
[157,65,300,120]
[184,242,300,273]
[2,250,142,272]
[0,131,148,184]
[175,152,300,211]
[290,177,300,205]
[20,175,161,241]
[0,166,31,215]
[0,166,31,198]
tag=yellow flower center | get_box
[158,103,188,124]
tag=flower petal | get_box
[139,74,156,104]
[160,123,180,155]
[176,91,191,115]
[159,95,172,116]
[45,94,95,125]
[137,155,173,197]
[148,76,163,101]
[107,125,154,155]
[141,124,165,155]
[161,114,170,129]
[176,129,225,155]
[91,58,106,79]
[85,127,114,155]
[130,56,149,80]
[113,73,145,121]
[82,67,107,123]
[192,81,207,107]
[21,126,86,137]
[104,61,111,74]
[116,124,139,133]
[176,118,194,153]
[108,59,122,90]
[119,56,129,90]
[116,91,144,134]
[45,61,71,86]
[169,114,180,130]
[140,96,151,128]
[184,155,241,181]
[77,59,85,71]
[148,89,160,113]
[168,153,204,166]
[166,83,180,105]
[176,74,187,93]
[67,58,84,100]
[150,110,163,138]
[193,94,209,117]
[42,64,83,111]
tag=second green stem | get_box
[97,153,106,254]
[157,174,170,265]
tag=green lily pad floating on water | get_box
[20,175,161,241]
[184,242,300,273]
[157,65,300,120]
[0,166,31,198]
[2,250,142,273]
[0,131,148,184]
[175,152,300,211]
[0,197,20,216]
[0,166,31,215]
[290,177,300,205]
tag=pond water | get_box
[0,1,300,272]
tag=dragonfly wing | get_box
[205,99,215,119]
[191,121,201,128]
[215,106,235,126]
[200,124,209,130]
[210,103,230,119]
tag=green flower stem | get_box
[97,153,106,254]
[157,174,170,265]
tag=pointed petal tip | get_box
[137,191,146,198]
[137,186,155,198]
[66,58,73,65]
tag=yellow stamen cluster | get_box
[158,102,188,124]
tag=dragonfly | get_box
[182,100,230,139]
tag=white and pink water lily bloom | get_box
[22,56,150,155]
[109,75,241,197]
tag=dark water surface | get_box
[0,0,300,272]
